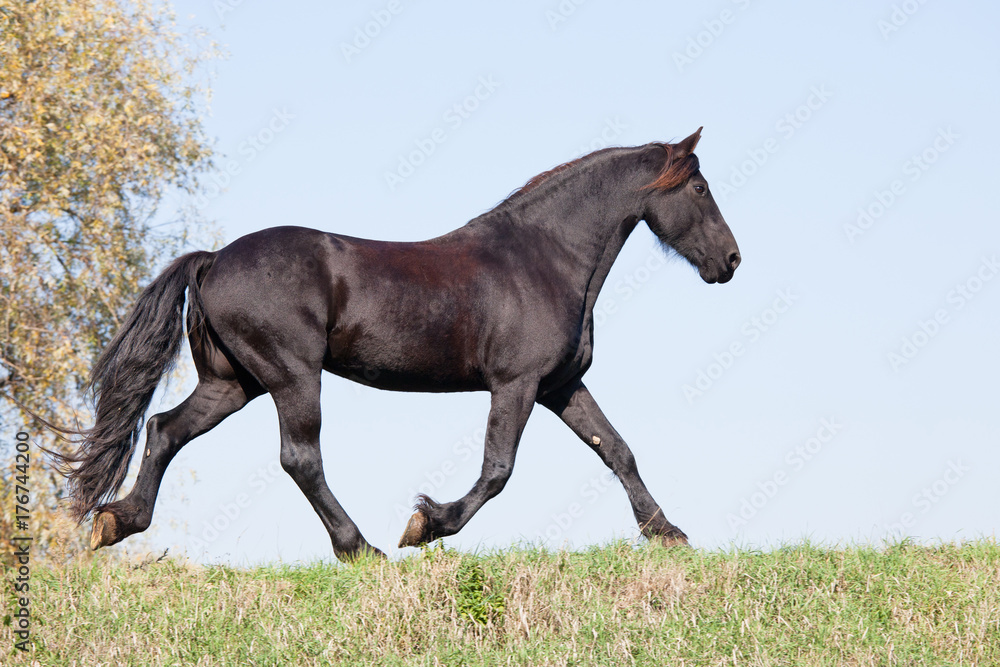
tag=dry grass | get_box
[4,540,1000,665]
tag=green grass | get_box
[5,540,1000,665]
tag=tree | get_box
[0,0,216,560]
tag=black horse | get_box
[58,128,740,560]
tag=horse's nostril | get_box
[728,251,741,270]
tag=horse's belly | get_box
[324,364,484,392]
[323,328,484,393]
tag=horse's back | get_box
[195,226,490,391]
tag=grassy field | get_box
[4,540,999,666]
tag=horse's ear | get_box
[673,127,703,159]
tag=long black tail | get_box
[56,251,216,521]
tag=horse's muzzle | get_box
[700,250,741,284]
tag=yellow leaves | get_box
[2,0,213,211]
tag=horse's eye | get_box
[693,184,706,194]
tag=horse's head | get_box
[640,129,741,284]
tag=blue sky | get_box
[133,0,1000,564]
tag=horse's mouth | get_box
[699,255,738,284]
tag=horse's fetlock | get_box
[133,510,152,532]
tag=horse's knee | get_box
[279,443,323,482]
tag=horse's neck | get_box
[457,149,653,316]
[508,170,645,306]
[581,213,642,310]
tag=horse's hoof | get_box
[90,512,123,550]
[398,511,429,548]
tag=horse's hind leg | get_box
[90,376,255,550]
[539,380,689,547]
[204,278,381,562]
[270,377,384,561]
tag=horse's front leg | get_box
[398,380,537,548]
[539,379,689,547]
